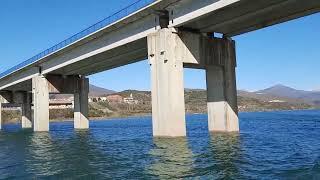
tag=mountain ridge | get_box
[89,84,116,97]
[256,84,320,106]
[52,83,320,108]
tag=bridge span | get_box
[0,0,319,136]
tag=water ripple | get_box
[0,110,319,179]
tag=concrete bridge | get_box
[0,0,319,136]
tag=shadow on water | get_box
[146,137,194,179]
[22,130,110,178]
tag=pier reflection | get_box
[146,137,194,178]
[25,132,59,176]
[24,130,106,178]
[209,132,242,179]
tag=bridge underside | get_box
[51,39,148,76]
[169,0,320,36]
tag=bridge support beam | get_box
[206,38,239,132]
[148,28,186,137]
[74,77,89,129]
[22,93,32,129]
[32,75,49,132]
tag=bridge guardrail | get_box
[0,0,156,79]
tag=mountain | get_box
[89,84,116,97]
[256,84,307,98]
[312,88,320,92]
[256,84,320,106]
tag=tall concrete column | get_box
[22,93,32,128]
[32,75,49,132]
[206,38,239,132]
[74,77,89,129]
[148,28,186,137]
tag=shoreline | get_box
[50,113,152,122]
[51,108,317,122]
[2,108,318,125]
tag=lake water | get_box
[0,110,319,179]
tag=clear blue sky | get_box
[0,0,319,92]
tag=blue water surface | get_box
[0,110,319,179]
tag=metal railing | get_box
[0,0,156,79]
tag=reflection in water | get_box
[146,137,194,179]
[0,112,319,179]
[26,132,58,176]
[24,130,105,178]
[209,133,242,179]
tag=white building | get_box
[123,94,139,104]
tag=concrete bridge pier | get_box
[21,93,32,129]
[147,28,240,136]
[74,77,89,129]
[0,91,33,130]
[45,75,89,130]
[148,28,187,137]
[12,91,33,129]
[32,75,49,132]
[206,38,239,132]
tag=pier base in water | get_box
[206,39,239,132]
[32,75,50,132]
[74,77,89,129]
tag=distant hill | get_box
[4,85,316,122]
[238,89,308,105]
[89,84,116,97]
[50,84,116,99]
[51,83,318,113]
[256,84,320,106]
[256,84,308,98]
[97,88,313,115]
[51,83,318,107]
